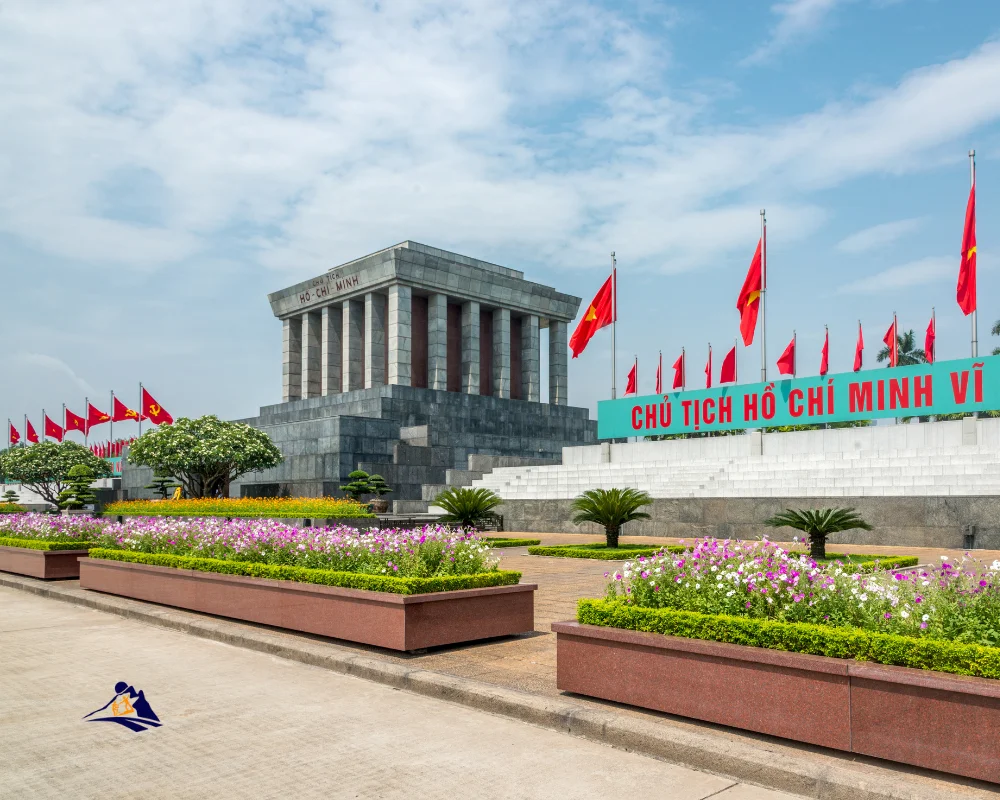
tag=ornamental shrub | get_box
[104,497,372,518]
[433,487,502,528]
[57,465,98,510]
[0,442,112,507]
[570,488,652,548]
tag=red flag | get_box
[736,239,763,346]
[624,360,637,396]
[853,324,864,372]
[672,352,684,390]
[112,396,140,423]
[569,272,615,358]
[65,408,86,434]
[87,403,111,429]
[883,319,897,367]
[777,335,796,376]
[957,183,977,315]
[44,415,64,442]
[26,419,39,444]
[719,346,737,384]
[9,423,20,446]
[819,328,829,376]
[925,315,935,364]
[655,353,662,394]
[705,347,713,389]
[141,388,173,426]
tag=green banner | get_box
[597,354,1000,439]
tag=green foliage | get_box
[367,474,391,498]
[0,535,96,551]
[2,489,19,504]
[789,552,918,571]
[88,549,521,595]
[528,543,672,560]
[57,465,98,510]
[145,472,179,500]
[0,441,112,507]
[570,488,652,548]
[433,487,503,528]
[876,328,926,366]
[577,599,1000,680]
[484,537,541,547]
[340,470,372,501]
[0,503,25,514]
[127,415,283,498]
[765,507,872,560]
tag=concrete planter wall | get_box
[553,621,1000,784]
[80,558,536,652]
[0,546,89,580]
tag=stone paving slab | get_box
[2,533,998,800]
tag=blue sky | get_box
[1,0,999,441]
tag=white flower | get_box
[922,614,930,622]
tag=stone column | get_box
[387,284,412,386]
[342,299,364,392]
[365,292,386,388]
[548,319,568,406]
[461,300,480,395]
[301,311,322,399]
[282,316,302,402]
[521,314,540,402]
[427,293,448,391]
[492,308,511,399]
[321,305,342,396]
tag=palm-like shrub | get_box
[764,507,872,560]
[876,329,926,366]
[434,487,502,528]
[571,488,652,548]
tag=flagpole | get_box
[611,252,617,400]
[23,414,27,447]
[681,347,686,390]
[84,397,88,446]
[109,390,114,450]
[970,150,978,357]
[893,311,898,367]
[760,209,767,382]
[658,350,662,394]
[734,337,739,383]
[138,382,143,437]
[42,409,45,441]
[931,307,936,362]
[792,330,797,378]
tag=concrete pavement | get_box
[0,587,803,800]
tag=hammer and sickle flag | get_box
[112,396,140,423]
[569,272,615,358]
[736,238,763,346]
[141,388,173,426]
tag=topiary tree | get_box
[765,507,873,561]
[367,474,391,498]
[571,488,652,548]
[127,415,283,499]
[0,441,112,508]
[340,470,371,502]
[145,471,179,500]
[433,487,502,529]
[2,488,19,504]
[57,465,98,510]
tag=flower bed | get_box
[553,537,1000,783]
[79,518,535,650]
[0,503,25,514]
[104,497,374,519]
[0,513,107,579]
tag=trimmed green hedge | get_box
[484,537,541,548]
[0,504,25,514]
[0,536,96,551]
[527,543,682,560]
[577,599,1000,680]
[803,553,919,572]
[88,549,521,595]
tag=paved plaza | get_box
[1,587,801,800]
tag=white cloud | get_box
[836,255,953,294]
[13,354,99,397]
[836,217,923,253]
[742,0,846,66]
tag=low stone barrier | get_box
[80,557,536,652]
[0,546,89,580]
[553,620,1000,784]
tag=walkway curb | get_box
[1,573,992,800]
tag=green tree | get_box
[367,474,391,498]
[2,489,19,504]
[765,507,872,560]
[570,488,652,548]
[876,329,926,366]
[992,318,1000,356]
[57,465,98,510]
[127,415,282,499]
[145,471,179,499]
[0,441,112,508]
[340,470,371,501]
[433,487,502,528]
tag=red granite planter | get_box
[553,621,1000,784]
[0,545,89,580]
[80,557,536,652]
